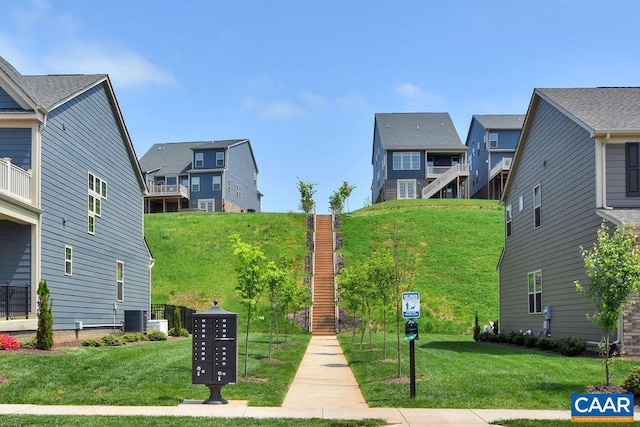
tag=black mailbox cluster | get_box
[192,302,237,404]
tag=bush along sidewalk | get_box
[476,329,587,357]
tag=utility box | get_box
[124,310,148,333]
[192,301,237,404]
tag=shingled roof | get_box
[374,112,464,151]
[473,114,525,130]
[536,87,640,133]
[0,56,105,111]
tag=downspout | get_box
[601,133,612,210]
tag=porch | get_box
[0,157,31,205]
[0,282,30,321]
[144,184,190,213]
[422,164,470,199]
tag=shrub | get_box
[0,334,20,350]
[622,365,640,396]
[147,330,167,341]
[121,333,145,343]
[525,335,538,348]
[101,334,124,347]
[497,332,509,343]
[168,327,189,337]
[36,280,54,350]
[82,338,103,347]
[556,336,587,357]
[487,333,499,343]
[473,312,481,342]
[537,336,557,351]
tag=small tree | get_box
[338,181,356,213]
[575,222,640,385]
[366,248,395,359]
[328,190,344,215]
[36,280,54,350]
[169,307,189,337]
[229,233,266,377]
[297,180,317,214]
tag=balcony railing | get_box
[489,157,512,180]
[427,166,456,178]
[0,283,30,320]
[422,164,469,199]
[147,183,189,198]
[0,157,31,203]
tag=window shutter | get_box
[626,143,640,196]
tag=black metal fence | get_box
[0,283,30,320]
[150,304,196,333]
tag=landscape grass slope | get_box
[144,199,503,334]
[338,199,503,334]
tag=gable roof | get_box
[473,114,525,131]
[0,56,105,112]
[374,112,464,153]
[139,139,258,176]
[536,88,640,135]
[502,87,640,203]
[0,56,146,193]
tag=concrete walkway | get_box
[0,334,626,425]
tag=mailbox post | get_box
[192,301,238,404]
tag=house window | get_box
[506,204,512,237]
[237,184,242,199]
[191,176,200,192]
[397,180,416,199]
[212,176,222,191]
[116,261,124,302]
[533,184,541,228]
[626,143,640,196]
[64,245,72,276]
[528,270,542,314]
[216,152,225,167]
[194,152,204,168]
[198,199,214,212]
[393,152,420,170]
[519,195,524,212]
[489,133,498,148]
[88,172,107,234]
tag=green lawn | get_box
[339,333,639,409]
[0,416,385,427]
[145,212,308,314]
[339,199,503,334]
[0,334,309,406]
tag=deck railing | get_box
[147,183,189,198]
[422,164,469,199]
[0,283,30,320]
[489,157,513,180]
[0,157,31,203]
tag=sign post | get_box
[402,292,420,398]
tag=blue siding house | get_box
[371,113,468,203]
[0,56,151,337]
[499,88,640,356]
[139,139,261,213]
[465,115,524,199]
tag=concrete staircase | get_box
[312,215,336,335]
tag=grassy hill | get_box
[144,199,504,334]
[145,212,308,315]
[339,199,503,334]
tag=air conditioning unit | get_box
[124,310,148,333]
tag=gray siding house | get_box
[0,57,151,336]
[499,87,640,355]
[371,112,468,203]
[466,114,524,199]
[139,139,261,213]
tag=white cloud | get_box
[301,90,329,108]
[43,44,175,88]
[259,100,303,120]
[337,92,369,112]
[395,82,425,99]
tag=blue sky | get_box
[2,1,640,212]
